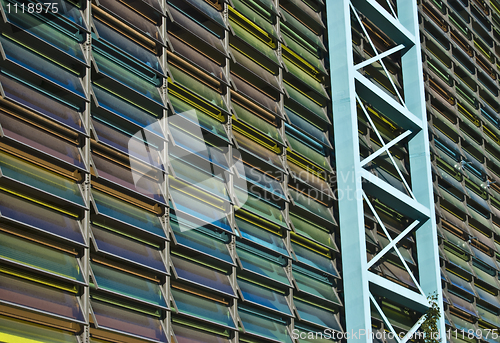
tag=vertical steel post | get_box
[327,0,445,341]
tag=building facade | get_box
[0,0,342,342]
[1,0,500,342]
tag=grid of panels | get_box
[420,0,500,340]
[0,0,343,342]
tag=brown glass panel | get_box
[0,274,84,321]
[172,322,230,343]
[91,299,167,341]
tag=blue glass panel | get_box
[52,0,87,29]
[0,191,84,245]
[293,270,340,305]
[171,218,233,264]
[92,262,166,308]
[92,85,164,137]
[170,156,229,201]
[172,288,236,328]
[236,162,286,200]
[292,243,337,276]
[0,36,85,97]
[92,225,166,273]
[238,279,291,315]
[236,217,288,256]
[170,95,228,141]
[183,0,225,28]
[171,255,234,295]
[238,307,293,343]
[92,190,165,238]
[0,74,85,133]
[236,247,290,286]
[446,271,475,296]
[94,19,162,73]
[475,286,500,308]
[93,48,163,104]
[294,299,341,330]
[92,120,164,171]
[170,125,229,170]
[170,188,231,232]
[286,107,331,148]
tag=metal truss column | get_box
[327,0,445,341]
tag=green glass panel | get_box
[286,134,331,170]
[439,187,468,214]
[380,303,413,330]
[0,151,84,206]
[92,190,165,238]
[450,314,475,332]
[184,0,225,28]
[92,262,166,307]
[230,19,278,64]
[0,35,85,97]
[442,229,471,253]
[170,157,228,200]
[172,288,235,328]
[93,49,163,105]
[444,248,473,274]
[236,188,286,227]
[0,231,83,282]
[294,299,340,330]
[232,102,283,143]
[91,299,167,341]
[236,217,288,255]
[236,247,290,285]
[0,273,84,321]
[238,307,293,343]
[284,84,328,122]
[289,188,334,223]
[231,0,276,36]
[282,33,326,73]
[170,217,233,264]
[293,270,340,305]
[238,278,291,315]
[283,58,327,98]
[0,315,78,343]
[292,242,337,276]
[245,0,276,14]
[169,187,231,232]
[169,64,228,111]
[280,10,325,52]
[172,322,231,343]
[1,0,85,62]
[477,306,500,327]
[468,206,492,229]
[473,265,500,289]
[169,94,228,140]
[290,213,336,250]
